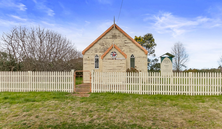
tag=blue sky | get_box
[0,0,222,69]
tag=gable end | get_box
[101,44,127,59]
[82,24,148,55]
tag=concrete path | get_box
[73,83,91,97]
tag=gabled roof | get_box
[101,44,127,59]
[82,24,148,55]
[160,52,175,58]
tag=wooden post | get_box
[139,72,142,94]
[71,69,75,93]
[91,70,94,93]
[28,71,32,92]
[189,72,192,95]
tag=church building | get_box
[82,23,148,74]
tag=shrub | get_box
[126,67,140,72]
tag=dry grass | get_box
[0,92,222,128]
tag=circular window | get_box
[110,51,117,58]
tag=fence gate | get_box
[74,70,91,93]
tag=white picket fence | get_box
[1,70,222,95]
[0,70,74,93]
[92,72,222,95]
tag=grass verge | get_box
[0,92,222,128]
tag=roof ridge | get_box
[82,24,114,55]
[115,24,148,55]
[101,44,127,59]
[82,24,148,55]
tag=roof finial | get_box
[114,16,115,29]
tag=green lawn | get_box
[75,77,83,85]
[1,92,222,128]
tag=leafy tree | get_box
[0,51,21,71]
[171,42,188,72]
[149,58,160,72]
[218,66,222,72]
[218,56,222,72]
[134,33,156,56]
[134,33,159,71]
[184,68,220,72]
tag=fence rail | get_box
[1,71,222,95]
[92,72,222,95]
[0,70,74,93]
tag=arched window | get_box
[95,55,99,68]
[130,54,135,68]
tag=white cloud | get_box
[47,9,55,16]
[204,5,222,28]
[98,21,113,31]
[41,21,55,26]
[85,21,90,26]
[0,18,20,27]
[9,15,27,21]
[0,17,86,50]
[207,5,222,18]
[58,2,71,15]
[211,23,221,28]
[0,0,27,11]
[17,3,27,11]
[33,0,55,16]
[150,12,210,37]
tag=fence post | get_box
[71,69,75,93]
[139,72,142,94]
[170,72,173,95]
[220,73,221,95]
[91,70,94,93]
[0,72,1,92]
[189,72,192,95]
[28,71,32,92]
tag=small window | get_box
[95,55,99,68]
[130,54,135,68]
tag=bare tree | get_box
[171,42,188,72]
[218,56,222,72]
[1,26,82,71]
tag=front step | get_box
[77,92,90,94]
[75,83,91,96]
[76,86,90,88]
